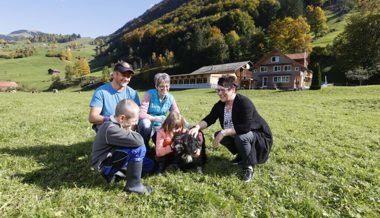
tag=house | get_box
[48,68,60,75]
[0,81,18,92]
[170,61,253,89]
[252,49,313,90]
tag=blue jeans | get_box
[98,146,154,182]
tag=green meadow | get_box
[0,86,379,217]
[312,10,353,48]
[0,38,96,91]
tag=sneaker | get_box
[241,167,254,182]
[231,155,242,165]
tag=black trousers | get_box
[217,130,267,168]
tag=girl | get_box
[155,111,201,175]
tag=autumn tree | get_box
[60,48,72,61]
[225,30,240,61]
[268,16,312,53]
[206,26,229,65]
[75,58,91,76]
[165,50,175,65]
[306,5,329,37]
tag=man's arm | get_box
[88,107,105,125]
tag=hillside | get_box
[0,37,96,91]
[312,10,354,47]
[108,0,188,40]
[96,0,355,76]
[0,30,46,41]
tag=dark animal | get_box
[171,131,207,172]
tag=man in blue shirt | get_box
[89,62,140,132]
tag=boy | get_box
[91,99,153,194]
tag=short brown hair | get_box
[161,111,185,134]
[217,75,238,88]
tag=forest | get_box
[92,0,379,84]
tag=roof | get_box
[254,49,307,69]
[286,52,307,60]
[171,61,252,77]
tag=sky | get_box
[0,0,162,38]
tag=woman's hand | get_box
[188,125,200,137]
[212,131,224,148]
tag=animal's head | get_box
[172,133,201,163]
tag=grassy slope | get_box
[312,10,354,48]
[0,87,379,217]
[0,38,96,91]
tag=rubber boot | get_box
[124,161,153,194]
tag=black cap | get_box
[114,62,135,74]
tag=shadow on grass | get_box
[0,141,239,189]
[202,155,239,177]
[0,141,105,190]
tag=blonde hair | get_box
[161,111,185,134]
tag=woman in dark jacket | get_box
[189,75,272,182]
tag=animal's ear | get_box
[196,131,204,144]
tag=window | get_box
[172,80,177,84]
[202,78,207,83]
[273,66,281,72]
[260,66,268,72]
[273,76,289,83]
[184,79,189,84]
[196,78,203,83]
[190,78,195,84]
[295,67,300,71]
[271,56,280,63]
[284,65,291,71]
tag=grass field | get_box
[312,10,354,48]
[0,86,379,217]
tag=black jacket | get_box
[202,94,273,163]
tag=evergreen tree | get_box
[277,0,304,18]
[310,63,322,90]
